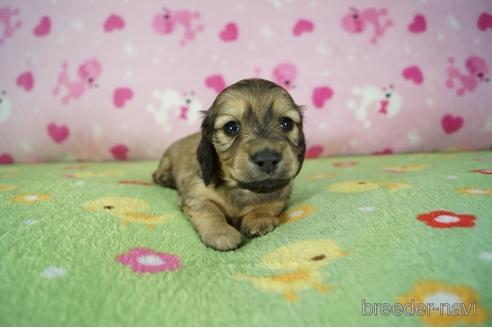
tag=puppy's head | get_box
[197,78,305,193]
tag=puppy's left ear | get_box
[196,111,221,186]
[296,131,306,176]
[295,106,306,176]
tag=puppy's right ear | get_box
[196,111,220,186]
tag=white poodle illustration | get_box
[347,85,402,128]
[0,91,11,123]
[147,89,203,132]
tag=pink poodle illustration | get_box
[347,85,402,128]
[152,7,204,46]
[341,7,393,44]
[272,63,297,89]
[0,7,22,46]
[147,89,203,132]
[446,56,490,96]
[53,59,102,105]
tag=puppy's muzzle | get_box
[250,149,281,174]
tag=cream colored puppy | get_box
[153,78,305,251]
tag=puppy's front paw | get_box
[201,225,242,251]
[241,216,279,237]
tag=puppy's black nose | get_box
[251,149,281,174]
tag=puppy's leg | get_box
[152,153,176,188]
[183,200,242,251]
[240,202,284,237]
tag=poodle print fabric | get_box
[0,0,492,163]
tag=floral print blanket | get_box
[0,151,491,326]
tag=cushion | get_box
[0,2,492,163]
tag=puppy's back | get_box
[153,132,201,190]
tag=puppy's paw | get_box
[241,216,279,237]
[201,225,242,251]
[152,169,175,188]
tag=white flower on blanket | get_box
[146,89,203,132]
[40,266,66,279]
[0,91,12,123]
[347,85,402,128]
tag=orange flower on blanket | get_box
[332,161,358,168]
[470,169,492,175]
[12,193,50,204]
[417,210,476,228]
[457,187,492,196]
[279,204,315,224]
[399,281,487,326]
[118,180,154,186]
[63,164,89,170]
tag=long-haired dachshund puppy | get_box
[153,78,306,251]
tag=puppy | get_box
[152,78,305,251]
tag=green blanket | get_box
[1,151,491,326]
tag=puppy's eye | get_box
[223,121,240,136]
[280,117,294,131]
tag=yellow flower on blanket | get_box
[0,168,17,179]
[306,172,336,181]
[382,182,411,191]
[85,197,148,213]
[63,170,125,179]
[457,187,492,196]
[119,212,169,230]
[234,240,347,302]
[0,184,16,192]
[399,281,487,326]
[383,163,430,173]
[12,193,50,204]
[84,197,170,229]
[327,180,410,193]
[279,204,315,224]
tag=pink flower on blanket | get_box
[117,247,181,273]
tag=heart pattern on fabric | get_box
[113,87,134,108]
[441,114,463,134]
[408,14,427,33]
[33,16,51,37]
[47,123,70,143]
[402,65,424,85]
[219,23,238,42]
[16,71,35,91]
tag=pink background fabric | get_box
[0,0,491,163]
